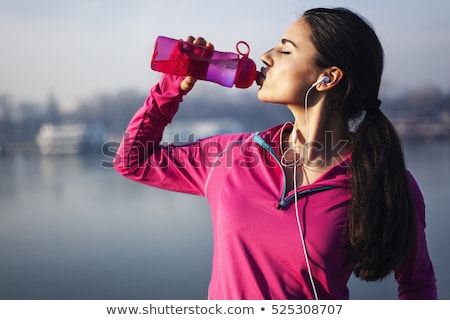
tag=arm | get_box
[394,172,438,299]
[114,73,211,195]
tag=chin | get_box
[257,89,271,103]
[257,91,283,105]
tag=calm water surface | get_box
[0,141,448,299]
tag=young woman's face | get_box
[257,18,321,106]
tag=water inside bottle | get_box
[151,37,240,87]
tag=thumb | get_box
[180,76,197,91]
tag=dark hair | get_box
[303,7,416,281]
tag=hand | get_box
[180,36,214,91]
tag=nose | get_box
[261,48,273,67]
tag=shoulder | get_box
[204,123,286,149]
[406,171,426,224]
[406,171,423,199]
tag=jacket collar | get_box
[253,123,351,190]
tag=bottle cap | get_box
[234,41,257,88]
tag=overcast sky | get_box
[1,0,449,110]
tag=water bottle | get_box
[150,36,259,88]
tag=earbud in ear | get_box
[321,76,330,83]
[311,76,330,88]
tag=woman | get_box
[114,7,437,299]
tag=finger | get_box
[206,42,214,50]
[180,76,197,91]
[193,37,207,47]
[184,35,195,43]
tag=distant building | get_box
[36,122,105,155]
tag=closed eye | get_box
[279,51,291,55]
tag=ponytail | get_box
[349,108,416,281]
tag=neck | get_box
[287,103,351,168]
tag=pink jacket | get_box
[114,74,437,299]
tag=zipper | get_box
[252,133,337,210]
[282,186,336,209]
[252,134,287,207]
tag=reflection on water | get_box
[0,153,213,299]
[0,141,448,299]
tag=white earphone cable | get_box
[280,79,325,300]
[293,153,319,300]
[294,83,319,300]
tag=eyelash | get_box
[279,51,291,55]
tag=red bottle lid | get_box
[234,41,257,88]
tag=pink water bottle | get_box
[150,36,258,88]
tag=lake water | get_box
[0,141,448,300]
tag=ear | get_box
[316,67,344,91]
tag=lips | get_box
[256,68,266,86]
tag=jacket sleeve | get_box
[114,74,215,196]
[394,172,438,299]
